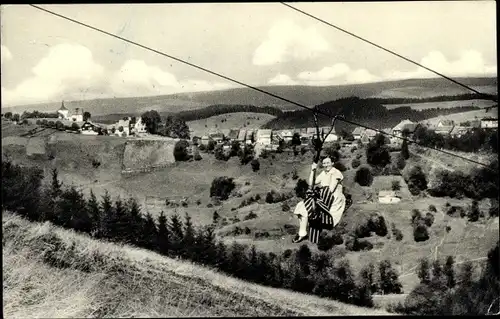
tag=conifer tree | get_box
[182,213,196,259]
[214,241,228,271]
[140,212,158,250]
[417,258,431,284]
[201,226,217,266]
[87,190,102,237]
[125,197,142,246]
[169,213,184,257]
[247,245,259,282]
[360,262,378,293]
[157,211,170,256]
[444,256,456,288]
[401,138,410,160]
[114,197,130,243]
[378,259,403,294]
[100,191,115,240]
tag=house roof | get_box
[280,130,293,137]
[59,102,68,111]
[228,129,240,139]
[481,117,498,121]
[306,127,317,134]
[450,126,470,135]
[352,127,366,135]
[220,129,231,136]
[237,130,247,140]
[256,129,272,138]
[363,129,377,137]
[393,119,416,131]
[435,126,454,133]
[438,120,455,126]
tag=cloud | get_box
[110,59,234,97]
[267,74,298,85]
[295,63,381,85]
[2,44,235,106]
[253,20,330,66]
[1,45,13,64]
[2,43,105,106]
[383,50,497,80]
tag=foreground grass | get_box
[3,212,391,317]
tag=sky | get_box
[0,2,497,107]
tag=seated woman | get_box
[292,156,346,243]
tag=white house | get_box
[392,119,418,137]
[481,117,498,129]
[70,108,84,122]
[321,127,338,142]
[352,127,366,140]
[132,116,147,135]
[256,129,272,145]
[279,130,294,142]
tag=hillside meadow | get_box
[3,212,393,317]
[2,116,498,311]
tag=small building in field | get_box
[378,190,401,204]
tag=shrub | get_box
[411,209,422,223]
[194,153,202,161]
[424,213,434,227]
[209,176,236,200]
[244,211,258,220]
[174,140,191,161]
[334,161,347,172]
[445,226,451,233]
[255,194,261,201]
[407,166,427,196]
[251,159,260,172]
[196,199,201,205]
[413,223,430,242]
[317,229,344,251]
[207,203,213,208]
[294,179,309,199]
[355,166,373,186]
[392,180,401,191]
[244,227,251,235]
[292,169,299,180]
[351,158,361,169]
[429,205,437,213]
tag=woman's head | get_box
[322,157,333,171]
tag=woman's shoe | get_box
[292,234,307,243]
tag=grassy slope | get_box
[3,77,496,115]
[187,112,276,137]
[423,106,498,125]
[2,212,391,317]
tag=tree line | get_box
[391,248,499,315]
[369,93,497,105]
[1,160,406,308]
[262,96,481,132]
[169,104,284,122]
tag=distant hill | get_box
[2,77,496,117]
[262,96,484,133]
